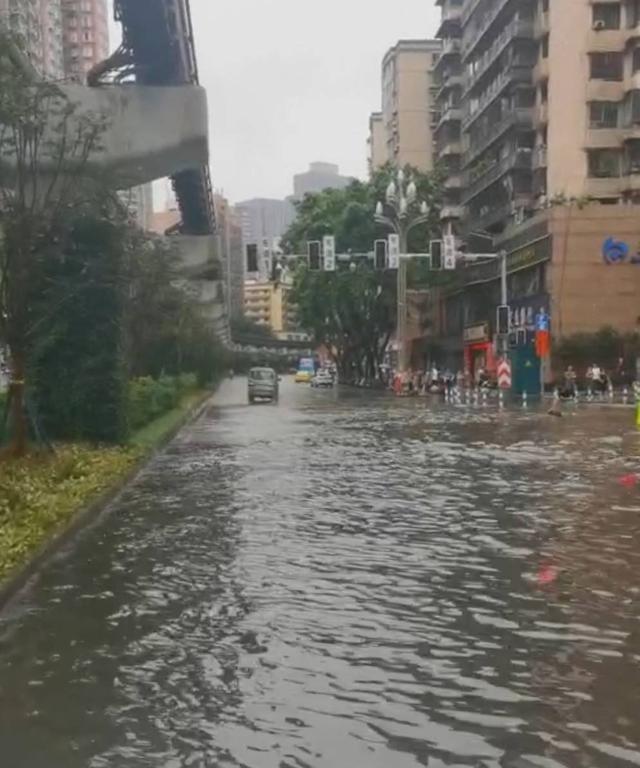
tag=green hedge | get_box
[127,373,197,432]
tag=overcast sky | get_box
[109,1,440,205]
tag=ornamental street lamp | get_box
[375,169,431,373]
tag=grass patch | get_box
[0,445,137,583]
[129,390,209,450]
[0,389,210,588]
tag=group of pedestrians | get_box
[560,363,614,399]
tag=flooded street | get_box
[2,378,640,768]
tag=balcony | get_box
[586,79,624,101]
[463,148,532,204]
[532,145,547,169]
[440,205,465,221]
[534,102,548,126]
[442,38,461,57]
[462,0,518,61]
[467,195,531,233]
[463,65,532,131]
[464,20,534,96]
[444,174,463,190]
[438,140,463,158]
[435,106,463,132]
[436,3,462,38]
[463,108,534,167]
[585,127,624,149]
[534,10,550,40]
[435,74,464,101]
[622,172,640,192]
[532,57,549,83]
[624,71,640,93]
[585,176,623,197]
[587,28,628,53]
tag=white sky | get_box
[108,0,440,205]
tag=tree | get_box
[230,313,277,345]
[284,164,443,381]
[281,164,442,257]
[292,266,396,382]
[0,42,107,455]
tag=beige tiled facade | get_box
[379,39,442,172]
[61,0,109,82]
[434,0,640,235]
[367,112,387,175]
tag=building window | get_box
[633,47,640,72]
[588,149,622,177]
[589,52,623,80]
[627,141,640,173]
[630,0,640,27]
[592,3,621,29]
[590,101,619,127]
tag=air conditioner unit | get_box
[592,19,606,30]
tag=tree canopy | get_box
[284,164,443,382]
[281,164,442,257]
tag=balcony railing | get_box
[532,145,547,169]
[463,148,532,203]
[435,106,463,132]
[463,107,533,167]
[462,65,532,131]
[462,0,518,61]
[464,20,533,96]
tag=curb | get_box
[0,390,214,613]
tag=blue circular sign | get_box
[602,237,629,264]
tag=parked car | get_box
[248,367,279,403]
[311,369,334,388]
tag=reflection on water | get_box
[1,380,640,768]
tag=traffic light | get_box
[308,241,322,271]
[497,304,510,335]
[374,240,388,270]
[246,243,258,273]
[430,240,443,270]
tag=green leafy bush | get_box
[127,373,198,432]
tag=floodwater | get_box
[1,379,640,768]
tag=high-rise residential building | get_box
[292,162,352,199]
[430,0,640,380]
[1,0,64,79]
[235,198,296,246]
[243,280,302,339]
[214,194,245,319]
[61,0,108,83]
[120,184,154,231]
[380,39,442,171]
[433,0,464,226]
[40,0,64,79]
[367,112,388,175]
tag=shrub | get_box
[127,373,199,433]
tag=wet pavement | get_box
[1,378,640,768]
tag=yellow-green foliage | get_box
[0,446,137,582]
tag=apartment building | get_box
[61,0,108,82]
[214,194,245,319]
[380,39,442,171]
[243,281,299,337]
[430,0,640,380]
[367,112,388,175]
[433,0,464,225]
[292,162,352,199]
[1,0,64,79]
